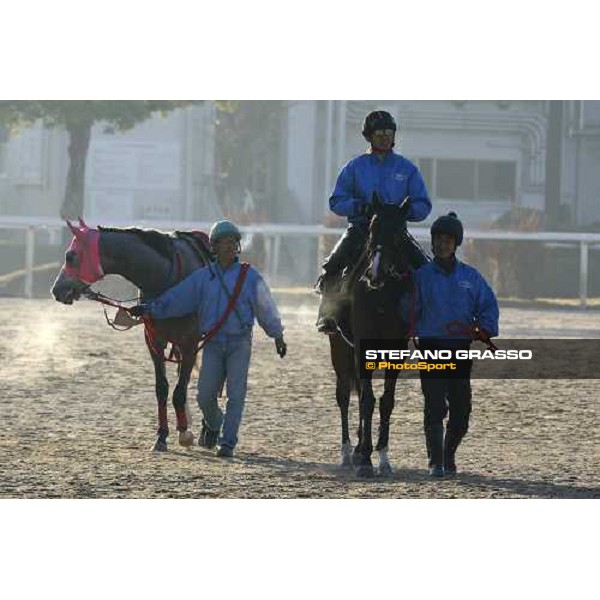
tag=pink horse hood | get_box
[63,219,104,284]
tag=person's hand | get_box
[275,336,287,358]
[129,303,149,318]
[358,202,374,219]
[472,325,491,341]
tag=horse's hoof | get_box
[340,453,353,469]
[355,464,375,478]
[378,462,394,478]
[340,443,353,468]
[152,439,168,452]
[178,430,194,448]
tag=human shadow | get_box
[164,449,600,498]
[440,470,600,499]
[239,453,600,498]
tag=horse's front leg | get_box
[149,340,169,452]
[172,343,197,448]
[335,373,353,468]
[376,370,399,477]
[353,375,376,478]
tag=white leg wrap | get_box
[378,448,390,466]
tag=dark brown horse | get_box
[51,219,212,452]
[330,196,423,477]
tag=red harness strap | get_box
[445,320,498,351]
[196,262,251,350]
[142,316,178,362]
[143,262,251,362]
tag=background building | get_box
[1,100,599,295]
[2,100,599,228]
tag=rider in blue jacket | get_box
[414,212,499,477]
[131,220,286,458]
[316,110,432,333]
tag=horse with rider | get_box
[317,110,499,477]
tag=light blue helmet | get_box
[209,220,242,244]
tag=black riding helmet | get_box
[362,110,397,140]
[430,212,464,246]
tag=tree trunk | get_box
[60,121,92,221]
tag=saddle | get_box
[173,230,213,264]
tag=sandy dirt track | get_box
[0,296,599,498]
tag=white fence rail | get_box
[1,215,600,306]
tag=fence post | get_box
[263,235,273,282]
[579,241,589,308]
[25,226,35,299]
[272,234,282,286]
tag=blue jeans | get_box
[196,333,252,449]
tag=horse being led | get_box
[51,219,212,452]
[330,195,428,477]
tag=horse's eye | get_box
[65,250,78,267]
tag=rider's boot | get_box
[315,225,365,335]
[315,270,341,334]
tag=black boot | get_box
[444,431,462,476]
[425,423,445,477]
[316,225,366,334]
[198,419,208,447]
[315,270,341,334]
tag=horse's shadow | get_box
[162,449,600,498]
[390,467,600,498]
[231,453,600,498]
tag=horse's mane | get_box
[98,227,175,261]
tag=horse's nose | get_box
[51,280,74,304]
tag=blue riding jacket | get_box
[143,258,284,342]
[413,259,499,340]
[330,151,432,227]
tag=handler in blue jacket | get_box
[414,212,499,477]
[131,220,286,458]
[316,110,432,333]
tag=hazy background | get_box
[1,100,599,300]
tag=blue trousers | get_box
[196,333,252,449]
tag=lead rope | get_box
[82,289,140,331]
[445,319,498,352]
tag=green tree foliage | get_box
[213,101,290,222]
[0,101,199,220]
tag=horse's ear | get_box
[66,220,79,236]
[78,217,88,229]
